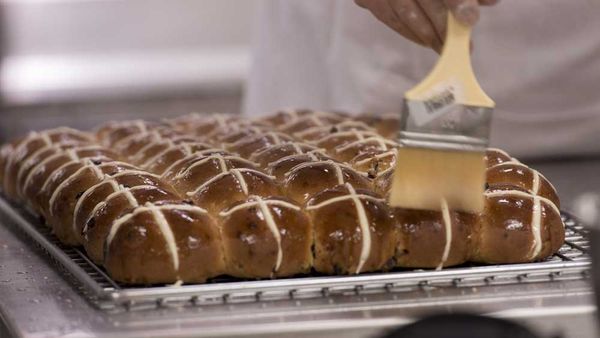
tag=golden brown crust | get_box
[349,149,396,178]
[277,113,344,134]
[471,186,564,263]
[267,152,333,181]
[163,113,242,138]
[37,161,91,217]
[160,150,232,181]
[293,121,375,142]
[97,120,159,148]
[104,202,226,284]
[332,137,398,163]
[72,162,140,242]
[485,148,513,168]
[0,143,13,186]
[257,109,319,127]
[283,161,371,203]
[164,154,259,197]
[220,196,312,278]
[48,160,112,244]
[314,130,379,153]
[189,169,280,214]
[226,132,294,158]
[84,185,180,263]
[373,169,394,196]
[486,162,560,208]
[216,126,269,144]
[206,121,271,143]
[393,208,471,268]
[249,142,319,169]
[0,110,567,284]
[307,185,397,274]
[129,138,193,166]
[355,113,400,139]
[3,129,93,198]
[142,142,215,175]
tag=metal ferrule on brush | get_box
[399,99,494,152]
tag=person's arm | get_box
[354,0,499,53]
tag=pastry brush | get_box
[389,11,494,213]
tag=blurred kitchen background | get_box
[0,0,258,142]
[1,0,599,214]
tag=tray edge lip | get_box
[0,194,590,309]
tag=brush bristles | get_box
[389,147,486,213]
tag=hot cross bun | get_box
[0,111,566,285]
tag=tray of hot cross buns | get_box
[0,110,589,308]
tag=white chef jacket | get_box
[243,0,600,159]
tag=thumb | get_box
[444,0,480,26]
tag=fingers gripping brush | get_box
[389,11,494,213]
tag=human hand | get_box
[355,0,499,53]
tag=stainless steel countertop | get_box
[1,158,599,338]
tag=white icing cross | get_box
[257,109,302,125]
[486,158,560,259]
[22,146,103,198]
[203,120,261,140]
[13,128,67,153]
[484,189,561,260]
[220,196,301,272]
[186,168,275,196]
[266,149,328,170]
[48,158,105,215]
[72,166,160,235]
[352,150,398,177]
[129,131,164,163]
[6,128,91,185]
[39,150,84,194]
[293,121,374,139]
[249,142,318,163]
[486,161,557,196]
[487,160,522,168]
[17,144,59,185]
[160,149,231,178]
[530,196,542,259]
[211,114,230,129]
[111,122,151,149]
[105,203,208,272]
[285,160,365,185]
[168,112,201,125]
[42,127,92,141]
[313,130,379,147]
[307,183,382,274]
[486,147,513,160]
[277,112,333,131]
[39,131,53,146]
[141,141,215,175]
[352,150,397,167]
[278,114,325,130]
[228,131,288,149]
[179,113,232,130]
[81,184,149,235]
[437,198,453,270]
[335,136,398,153]
[17,144,61,196]
[173,154,257,181]
[139,140,178,168]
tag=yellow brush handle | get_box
[405,11,495,108]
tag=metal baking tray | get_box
[0,195,591,312]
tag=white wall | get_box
[0,0,260,104]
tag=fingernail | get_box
[455,4,479,26]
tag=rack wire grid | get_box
[0,196,591,311]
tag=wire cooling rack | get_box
[0,196,590,311]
